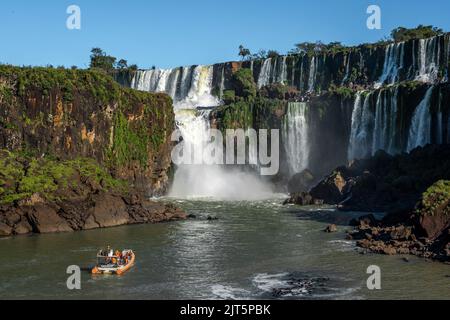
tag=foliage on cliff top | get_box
[391,25,444,42]
[0,150,127,205]
[418,180,450,217]
[0,64,122,104]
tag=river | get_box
[0,197,448,300]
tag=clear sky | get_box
[1,0,449,69]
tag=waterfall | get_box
[279,56,288,84]
[372,87,399,155]
[377,42,404,86]
[342,52,351,84]
[308,56,317,92]
[407,86,434,151]
[415,37,440,83]
[257,58,272,88]
[282,102,309,176]
[377,36,444,87]
[132,64,272,200]
[348,92,374,160]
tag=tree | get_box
[238,45,251,61]
[89,48,117,72]
[116,59,128,69]
[266,50,280,58]
[391,25,444,42]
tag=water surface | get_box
[0,198,448,299]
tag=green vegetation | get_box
[0,151,126,205]
[89,48,139,73]
[222,90,236,104]
[391,25,444,42]
[328,84,356,99]
[419,180,450,217]
[231,68,257,99]
[0,64,173,172]
[0,64,122,104]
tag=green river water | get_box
[0,198,448,300]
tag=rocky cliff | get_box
[0,66,184,236]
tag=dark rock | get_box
[349,214,378,228]
[90,194,129,228]
[287,169,316,194]
[324,224,338,233]
[27,204,73,234]
[309,172,346,204]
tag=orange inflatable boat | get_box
[91,249,135,275]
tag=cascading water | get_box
[282,102,309,176]
[372,87,399,155]
[377,42,404,86]
[132,65,273,200]
[348,92,373,160]
[407,86,434,151]
[307,56,317,92]
[377,36,445,87]
[257,58,272,88]
[415,37,440,83]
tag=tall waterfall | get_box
[377,36,445,86]
[377,42,404,86]
[416,37,440,83]
[282,102,309,176]
[348,92,374,160]
[348,85,440,161]
[257,58,272,88]
[308,56,317,92]
[372,87,399,155]
[132,65,273,200]
[407,86,434,151]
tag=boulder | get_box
[349,214,378,228]
[14,219,33,235]
[287,169,316,194]
[90,194,129,228]
[324,224,338,233]
[27,205,73,234]
[0,222,12,236]
[310,172,346,204]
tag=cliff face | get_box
[0,66,185,237]
[0,66,175,196]
[119,33,450,181]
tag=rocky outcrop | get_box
[0,193,187,236]
[0,66,175,197]
[0,66,185,237]
[287,145,450,212]
[286,145,450,262]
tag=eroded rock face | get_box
[0,193,187,236]
[26,204,73,234]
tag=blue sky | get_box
[1,0,449,69]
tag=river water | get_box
[0,197,448,300]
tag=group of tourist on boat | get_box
[91,246,135,275]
